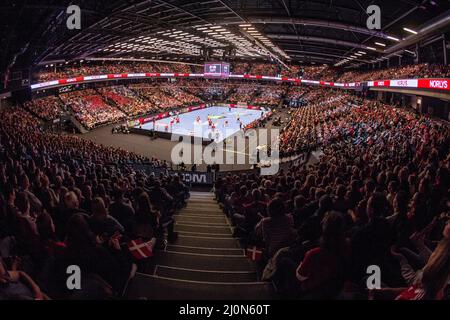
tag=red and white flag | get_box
[127,239,154,260]
[245,246,263,261]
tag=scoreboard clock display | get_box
[204,62,230,78]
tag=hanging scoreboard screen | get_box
[204,62,230,78]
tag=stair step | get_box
[176,214,224,219]
[174,215,228,224]
[190,192,214,196]
[177,231,233,238]
[184,203,220,208]
[155,265,257,283]
[183,206,222,211]
[185,205,219,210]
[185,202,219,208]
[125,273,272,300]
[187,198,217,202]
[188,195,216,199]
[167,244,244,255]
[181,209,223,215]
[180,206,223,215]
[175,221,230,228]
[188,197,216,200]
[154,251,254,272]
[184,204,221,208]
[182,211,222,215]
[122,190,273,299]
[175,223,231,234]
[172,235,241,248]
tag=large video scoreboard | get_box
[204,62,230,78]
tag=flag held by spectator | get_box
[245,246,263,261]
[127,239,154,260]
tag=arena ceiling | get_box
[1,0,450,73]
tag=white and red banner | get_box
[418,78,449,90]
[84,75,108,81]
[30,72,450,93]
[389,79,418,88]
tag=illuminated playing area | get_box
[136,106,270,142]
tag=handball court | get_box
[138,106,270,142]
[81,107,287,172]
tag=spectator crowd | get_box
[60,89,126,129]
[35,61,449,85]
[1,76,448,300]
[24,96,65,121]
[0,106,189,299]
[35,61,198,82]
[1,57,446,302]
[215,90,449,300]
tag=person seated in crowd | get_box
[55,191,88,239]
[53,214,133,298]
[0,257,49,300]
[36,212,66,255]
[88,197,124,240]
[350,193,401,286]
[373,216,449,300]
[255,198,296,259]
[233,189,266,238]
[295,211,349,299]
[109,187,136,237]
[134,191,161,240]
[165,175,189,209]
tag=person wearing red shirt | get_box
[296,211,349,299]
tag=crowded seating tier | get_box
[215,91,449,299]
[35,61,449,84]
[0,84,448,299]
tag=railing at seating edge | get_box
[123,151,310,186]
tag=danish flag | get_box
[245,246,263,261]
[127,239,154,260]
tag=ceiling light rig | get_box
[387,35,400,42]
[238,24,290,62]
[403,27,418,35]
[100,25,283,61]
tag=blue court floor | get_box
[137,106,269,142]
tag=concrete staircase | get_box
[67,114,89,134]
[125,191,273,300]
